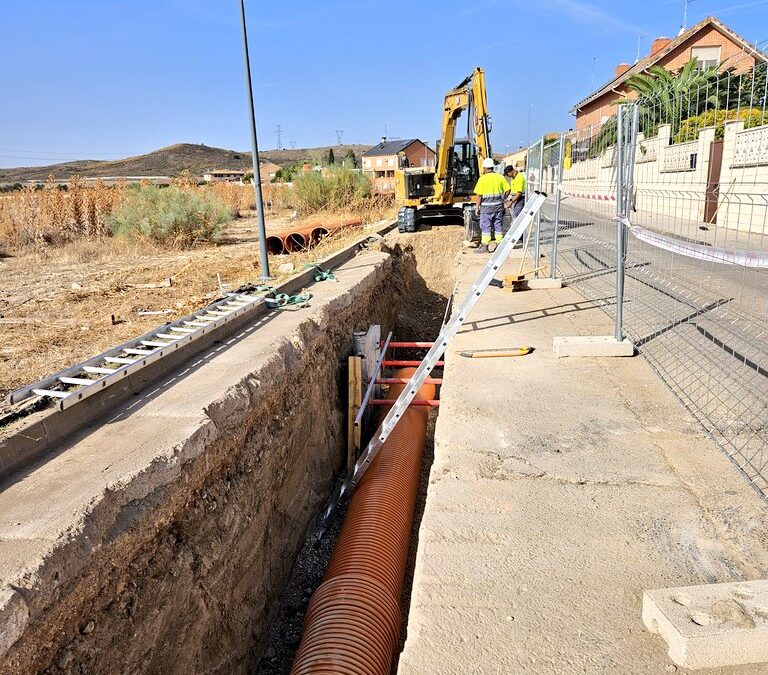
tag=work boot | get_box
[474,244,489,254]
[488,242,497,253]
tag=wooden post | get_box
[347,355,363,475]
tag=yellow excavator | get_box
[395,67,492,236]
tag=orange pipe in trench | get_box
[290,368,435,675]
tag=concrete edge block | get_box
[526,278,563,290]
[553,335,634,358]
[642,580,768,670]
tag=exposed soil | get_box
[0,209,392,414]
[253,225,464,675]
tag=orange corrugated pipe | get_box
[269,218,364,255]
[290,368,434,675]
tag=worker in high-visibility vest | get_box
[504,164,526,218]
[472,158,510,253]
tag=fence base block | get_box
[643,580,768,670]
[527,278,563,290]
[553,335,634,358]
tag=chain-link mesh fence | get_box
[531,52,768,497]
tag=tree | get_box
[327,148,335,165]
[622,59,718,137]
[344,149,357,168]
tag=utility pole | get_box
[335,130,344,145]
[238,0,271,279]
[276,124,283,149]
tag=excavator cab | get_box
[446,139,480,198]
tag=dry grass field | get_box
[0,175,395,404]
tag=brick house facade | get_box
[362,138,436,194]
[572,17,766,131]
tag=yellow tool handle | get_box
[459,346,533,358]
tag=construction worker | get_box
[472,158,509,253]
[504,164,526,218]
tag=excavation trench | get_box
[254,227,462,675]
[0,227,462,675]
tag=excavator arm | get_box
[433,67,492,202]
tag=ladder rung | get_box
[384,341,435,348]
[376,378,442,385]
[141,340,170,348]
[33,388,70,399]
[155,333,181,340]
[195,315,219,322]
[183,321,209,328]
[104,357,136,365]
[123,348,155,356]
[59,376,96,386]
[169,327,196,334]
[83,366,117,375]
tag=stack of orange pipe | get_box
[265,218,362,255]
[290,368,435,675]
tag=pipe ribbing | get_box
[290,368,434,675]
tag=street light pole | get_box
[238,0,271,280]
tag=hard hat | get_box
[482,158,495,169]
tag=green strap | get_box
[304,264,336,282]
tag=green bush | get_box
[291,168,371,214]
[673,107,768,143]
[107,185,230,247]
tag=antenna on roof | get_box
[682,0,696,32]
[635,33,648,63]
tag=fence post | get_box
[615,106,626,342]
[550,133,566,279]
[533,136,545,277]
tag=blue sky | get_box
[1,0,767,167]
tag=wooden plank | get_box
[347,355,362,475]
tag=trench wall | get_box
[0,249,405,675]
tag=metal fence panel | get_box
[543,55,768,498]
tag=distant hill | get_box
[0,142,373,184]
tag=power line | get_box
[335,130,344,145]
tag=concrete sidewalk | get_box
[398,252,768,674]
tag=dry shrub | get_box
[208,181,253,217]
[107,185,230,248]
[261,183,291,212]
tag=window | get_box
[385,170,394,177]
[375,171,385,178]
[691,46,720,70]
[376,158,383,167]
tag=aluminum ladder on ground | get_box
[322,191,548,525]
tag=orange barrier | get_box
[290,368,434,675]
[268,218,364,255]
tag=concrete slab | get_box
[398,251,768,675]
[643,580,768,670]
[553,334,635,357]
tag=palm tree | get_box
[622,59,718,137]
